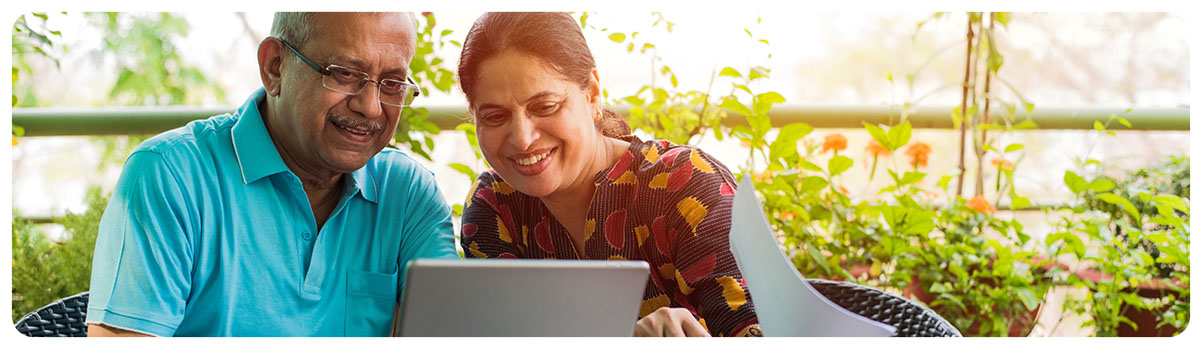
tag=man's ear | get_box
[258,37,284,97]
[587,68,602,105]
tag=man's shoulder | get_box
[134,113,237,157]
[367,148,430,174]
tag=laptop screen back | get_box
[396,259,650,337]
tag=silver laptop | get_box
[395,258,650,337]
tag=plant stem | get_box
[956,14,975,198]
[977,13,996,199]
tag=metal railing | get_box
[11,104,1190,136]
[11,104,1189,223]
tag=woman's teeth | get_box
[515,150,550,166]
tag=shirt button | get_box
[301,231,312,240]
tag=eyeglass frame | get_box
[276,37,421,107]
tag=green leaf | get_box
[749,66,770,81]
[862,122,891,150]
[752,91,786,116]
[769,123,813,162]
[1151,195,1189,215]
[1097,193,1140,218]
[719,97,752,116]
[887,121,912,149]
[1004,144,1024,153]
[799,176,829,194]
[1087,179,1115,193]
[795,158,825,172]
[898,171,926,186]
[1093,120,1104,132]
[1064,171,1087,194]
[1118,117,1132,128]
[448,162,476,179]
[719,67,742,78]
[828,156,853,176]
[1010,195,1032,209]
[806,245,830,272]
[995,12,1011,26]
[1014,119,1038,130]
[937,175,954,191]
[608,32,626,43]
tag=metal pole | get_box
[11,105,1189,136]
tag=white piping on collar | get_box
[231,131,248,185]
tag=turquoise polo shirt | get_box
[86,88,458,336]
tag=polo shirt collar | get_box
[231,88,379,204]
[231,88,290,184]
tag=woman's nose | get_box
[508,113,540,150]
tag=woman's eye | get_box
[531,102,561,115]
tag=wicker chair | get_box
[14,292,90,337]
[13,284,959,337]
[809,279,962,337]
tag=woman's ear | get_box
[258,38,284,96]
[587,68,602,105]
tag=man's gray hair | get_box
[270,12,420,48]
[270,12,314,47]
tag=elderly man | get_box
[85,12,457,337]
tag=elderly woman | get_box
[457,12,760,337]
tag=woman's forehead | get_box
[473,51,578,106]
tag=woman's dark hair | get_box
[458,12,630,138]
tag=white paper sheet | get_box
[729,176,896,337]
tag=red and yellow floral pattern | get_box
[461,136,758,337]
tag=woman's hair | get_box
[458,12,631,138]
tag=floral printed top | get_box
[460,136,760,337]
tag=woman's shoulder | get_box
[628,137,736,192]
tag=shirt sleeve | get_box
[666,149,759,337]
[459,172,523,259]
[86,150,195,337]
[396,165,460,297]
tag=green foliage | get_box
[88,12,225,106]
[1050,143,1190,336]
[12,189,109,322]
[395,12,459,161]
[12,12,66,106]
[741,118,1049,336]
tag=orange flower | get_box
[837,185,849,194]
[991,158,1014,170]
[821,134,847,154]
[903,141,931,168]
[779,211,797,220]
[753,171,774,184]
[967,195,995,213]
[865,139,890,157]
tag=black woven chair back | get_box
[15,292,90,337]
[809,279,962,337]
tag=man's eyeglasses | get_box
[277,38,420,107]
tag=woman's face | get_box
[470,50,603,199]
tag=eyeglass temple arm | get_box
[277,38,329,75]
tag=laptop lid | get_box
[396,258,650,337]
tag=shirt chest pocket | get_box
[344,268,398,336]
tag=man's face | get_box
[271,13,416,175]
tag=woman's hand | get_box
[634,307,711,337]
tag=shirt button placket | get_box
[301,231,312,240]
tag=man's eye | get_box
[480,113,508,124]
